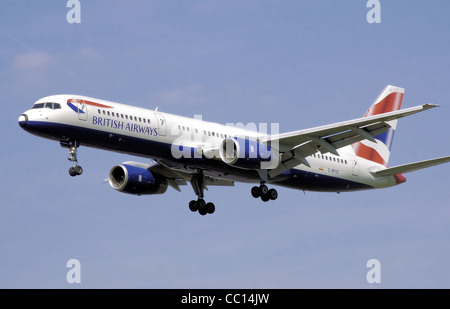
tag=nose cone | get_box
[18,114,28,128]
[394,173,407,185]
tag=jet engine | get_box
[108,164,168,195]
[218,137,276,170]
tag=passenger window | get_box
[139,117,142,122]
[107,111,110,116]
[112,112,115,117]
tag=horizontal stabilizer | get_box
[373,156,450,177]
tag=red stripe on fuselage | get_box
[67,98,113,109]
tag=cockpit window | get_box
[32,103,45,109]
[32,102,61,110]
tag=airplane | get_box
[18,85,450,216]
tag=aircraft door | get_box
[155,113,166,136]
[348,154,359,176]
[73,98,88,121]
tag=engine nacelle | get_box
[218,137,275,170]
[108,164,168,195]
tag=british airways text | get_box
[92,116,158,136]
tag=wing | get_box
[263,104,439,177]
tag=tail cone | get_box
[394,174,407,185]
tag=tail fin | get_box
[352,85,405,166]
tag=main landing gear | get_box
[189,199,215,216]
[61,141,83,177]
[251,182,278,202]
[189,170,215,216]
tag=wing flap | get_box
[204,177,235,187]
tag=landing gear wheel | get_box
[74,165,83,175]
[198,205,208,216]
[69,167,77,177]
[188,198,215,216]
[261,194,270,202]
[268,188,278,200]
[196,199,206,209]
[251,182,278,202]
[251,186,261,198]
[260,184,269,195]
[69,165,83,177]
[189,200,197,212]
[206,202,215,214]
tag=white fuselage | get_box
[18,94,401,193]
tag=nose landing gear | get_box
[61,141,83,177]
[68,146,83,177]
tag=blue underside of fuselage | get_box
[21,121,373,192]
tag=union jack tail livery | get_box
[352,85,404,166]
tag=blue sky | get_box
[1,0,449,288]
